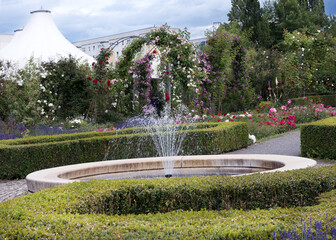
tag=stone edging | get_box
[26,154,316,193]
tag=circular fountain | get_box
[25,105,316,193]
[26,154,316,193]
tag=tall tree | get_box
[268,0,328,48]
[228,0,271,47]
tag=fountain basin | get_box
[26,154,316,193]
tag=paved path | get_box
[229,131,301,156]
[0,130,332,203]
[0,180,28,202]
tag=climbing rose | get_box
[165,92,170,101]
[93,79,98,83]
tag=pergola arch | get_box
[113,25,197,115]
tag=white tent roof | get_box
[0,10,95,67]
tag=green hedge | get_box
[291,94,336,106]
[1,166,336,239]
[0,122,248,179]
[301,116,336,159]
[72,166,336,215]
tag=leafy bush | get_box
[1,167,336,239]
[40,56,92,120]
[248,49,283,101]
[72,166,336,215]
[0,122,248,179]
[291,94,336,107]
[301,116,336,159]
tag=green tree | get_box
[270,0,328,47]
[326,15,336,37]
[228,0,271,48]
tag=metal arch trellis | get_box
[101,35,160,54]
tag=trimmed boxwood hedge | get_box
[291,94,336,106]
[0,122,248,179]
[301,116,336,159]
[1,166,336,239]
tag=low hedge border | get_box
[301,116,336,159]
[1,166,336,239]
[291,94,336,107]
[0,122,248,179]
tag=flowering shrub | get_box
[286,97,336,124]
[193,97,336,141]
[129,53,156,113]
[3,60,44,124]
[86,48,116,122]
[195,29,253,114]
[280,30,336,100]
[96,125,114,132]
[40,56,91,121]
[112,24,198,115]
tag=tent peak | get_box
[30,10,51,14]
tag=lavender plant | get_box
[0,117,26,140]
[274,217,336,240]
[27,124,83,136]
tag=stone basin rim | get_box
[26,154,317,193]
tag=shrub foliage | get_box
[301,116,336,159]
[0,122,248,179]
[1,166,336,239]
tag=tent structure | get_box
[0,10,95,67]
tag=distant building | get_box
[0,34,13,51]
[191,37,207,46]
[73,27,164,64]
[73,27,207,64]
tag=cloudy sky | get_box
[0,0,335,43]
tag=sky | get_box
[0,0,335,43]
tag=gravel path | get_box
[0,130,334,202]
